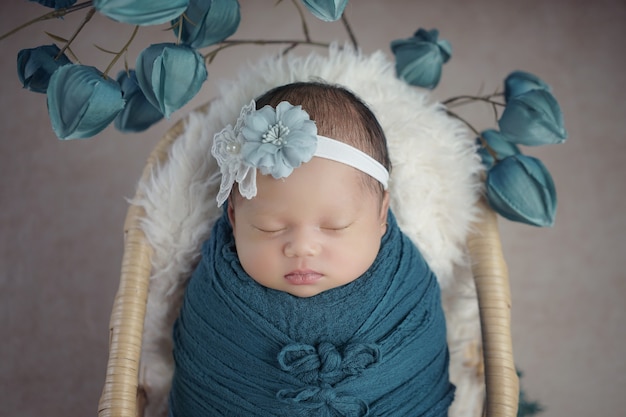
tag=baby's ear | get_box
[380,191,390,223]
[227,198,236,232]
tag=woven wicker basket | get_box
[97,108,519,417]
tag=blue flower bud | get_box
[390,28,451,89]
[29,0,77,9]
[300,0,349,22]
[504,70,552,102]
[114,70,164,133]
[173,0,241,49]
[93,0,189,25]
[17,44,72,93]
[486,154,557,227]
[135,43,207,118]
[46,64,125,139]
[498,89,567,146]
[477,129,521,169]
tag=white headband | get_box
[212,100,390,206]
[315,135,389,190]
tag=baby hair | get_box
[254,81,392,196]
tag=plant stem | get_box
[222,38,330,48]
[102,25,140,78]
[443,93,505,107]
[444,93,506,127]
[290,0,311,42]
[0,0,94,42]
[56,7,96,59]
[205,38,331,63]
[280,43,299,56]
[446,109,479,136]
[446,109,499,161]
[45,32,80,62]
[276,0,310,56]
[341,13,358,50]
[490,101,500,125]
[176,14,184,45]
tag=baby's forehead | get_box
[235,160,376,207]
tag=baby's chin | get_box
[278,278,360,298]
[283,286,328,298]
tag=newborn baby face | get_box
[228,156,389,298]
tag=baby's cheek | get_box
[235,241,263,272]
[337,235,380,279]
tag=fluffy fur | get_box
[133,45,486,417]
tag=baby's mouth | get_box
[284,270,323,285]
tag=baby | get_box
[226,82,391,299]
[169,82,455,416]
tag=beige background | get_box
[1,0,624,416]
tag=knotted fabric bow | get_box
[169,209,455,416]
[275,342,380,416]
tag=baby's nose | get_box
[283,229,321,257]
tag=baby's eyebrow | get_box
[246,208,285,222]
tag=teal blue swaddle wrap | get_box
[169,209,455,416]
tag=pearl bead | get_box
[226,142,240,154]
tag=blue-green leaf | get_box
[46,64,125,139]
[135,43,207,118]
[486,154,557,227]
[504,70,552,102]
[29,0,77,9]
[390,28,451,89]
[93,0,189,25]
[173,0,241,49]
[114,70,164,133]
[498,89,567,146]
[301,0,349,22]
[477,129,521,169]
[17,44,72,93]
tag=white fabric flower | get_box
[211,100,257,206]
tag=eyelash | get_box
[254,227,285,234]
[254,225,350,234]
[322,225,350,232]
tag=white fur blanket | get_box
[133,45,486,417]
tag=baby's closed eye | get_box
[253,225,286,234]
[321,222,353,232]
